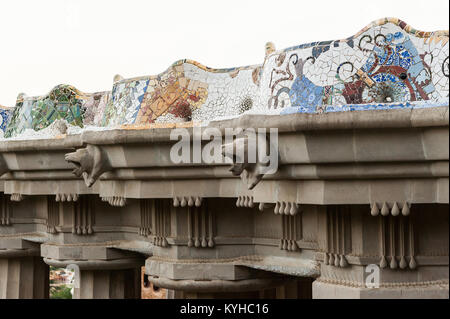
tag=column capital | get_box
[0,237,41,258]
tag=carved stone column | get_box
[0,241,49,299]
[313,204,449,299]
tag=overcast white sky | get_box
[0,0,448,105]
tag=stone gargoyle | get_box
[221,133,278,190]
[65,144,111,187]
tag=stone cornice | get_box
[0,107,448,204]
[1,106,448,151]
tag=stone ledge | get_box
[146,255,319,280]
[41,243,143,262]
[147,275,289,293]
[0,248,40,258]
[43,257,144,270]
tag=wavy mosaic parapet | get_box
[102,60,261,127]
[4,85,111,138]
[259,17,448,113]
[105,17,448,124]
[2,18,449,138]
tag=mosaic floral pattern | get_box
[2,18,448,138]
[260,18,448,114]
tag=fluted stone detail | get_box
[0,256,49,299]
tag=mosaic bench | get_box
[1,17,448,139]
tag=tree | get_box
[50,285,72,299]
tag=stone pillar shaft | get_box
[0,256,49,299]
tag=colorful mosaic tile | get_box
[81,91,111,127]
[0,105,12,138]
[4,85,89,138]
[1,18,448,138]
[104,18,448,122]
[261,18,449,113]
[100,60,259,126]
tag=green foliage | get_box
[50,285,72,299]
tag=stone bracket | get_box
[56,193,79,202]
[274,201,300,215]
[10,193,23,202]
[101,196,126,207]
[371,201,411,216]
[173,196,202,207]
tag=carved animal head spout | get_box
[65,144,111,187]
[221,133,278,190]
